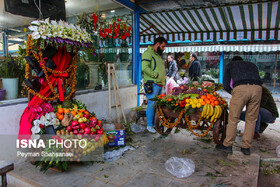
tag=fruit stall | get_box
[18,19,109,172]
[153,81,228,145]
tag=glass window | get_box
[224,52,280,93]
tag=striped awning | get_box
[139,44,280,53]
[140,1,280,43]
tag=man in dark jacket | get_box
[189,53,201,81]
[166,54,179,81]
[216,56,263,155]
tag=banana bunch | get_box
[210,105,223,122]
[201,104,223,122]
[201,104,214,119]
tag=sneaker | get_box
[241,148,250,155]
[147,126,156,134]
[215,144,233,153]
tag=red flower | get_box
[39,124,44,129]
[179,100,186,107]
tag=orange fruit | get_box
[201,95,206,100]
[214,101,219,105]
[211,102,215,107]
[78,112,84,118]
[56,113,64,120]
[98,120,101,124]
[207,95,211,100]
[205,99,210,104]
[79,109,85,113]
[64,108,70,114]
[201,101,206,106]
[57,108,64,114]
[70,111,76,117]
[84,111,89,115]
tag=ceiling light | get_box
[110,10,115,13]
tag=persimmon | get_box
[57,108,64,114]
[201,95,206,100]
[64,108,70,114]
[56,113,64,120]
[211,102,216,107]
[214,101,219,105]
[70,111,76,117]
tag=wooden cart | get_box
[154,105,228,145]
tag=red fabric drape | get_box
[19,46,72,138]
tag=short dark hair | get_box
[232,56,243,61]
[191,53,197,60]
[168,53,174,59]
[154,37,167,45]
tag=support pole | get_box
[133,11,141,106]
[273,52,278,92]
[3,30,8,56]
[219,52,224,83]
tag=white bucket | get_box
[2,78,18,100]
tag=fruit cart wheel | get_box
[154,113,173,135]
[213,110,228,145]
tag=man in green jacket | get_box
[142,37,167,133]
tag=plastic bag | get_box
[165,157,195,178]
[131,123,146,133]
[104,146,135,162]
[166,78,178,95]
[276,145,280,157]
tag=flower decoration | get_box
[31,112,60,137]
[28,18,93,49]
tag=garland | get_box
[156,105,215,137]
[185,115,215,137]
[156,105,185,128]
[25,35,77,101]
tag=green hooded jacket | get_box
[141,46,165,85]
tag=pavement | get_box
[3,91,280,187]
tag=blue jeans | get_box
[240,107,275,132]
[145,83,162,127]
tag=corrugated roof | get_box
[139,1,280,43]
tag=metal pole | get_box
[3,30,8,56]
[133,11,141,106]
[219,51,224,83]
[273,52,277,92]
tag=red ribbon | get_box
[53,73,69,101]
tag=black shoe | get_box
[260,122,268,133]
[215,144,233,153]
[241,148,251,155]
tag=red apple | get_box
[73,129,78,135]
[71,121,79,127]
[66,126,72,131]
[79,123,85,129]
[84,114,90,119]
[72,125,79,130]
[84,127,91,134]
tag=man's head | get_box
[232,56,243,61]
[190,53,197,63]
[167,54,174,62]
[153,37,167,56]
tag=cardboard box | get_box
[103,123,125,146]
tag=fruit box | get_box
[103,123,125,146]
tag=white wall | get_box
[0,85,137,135]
